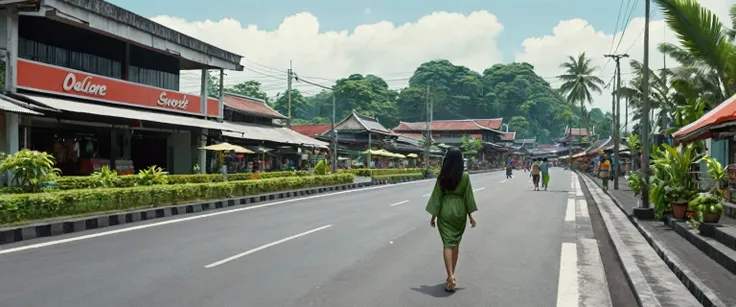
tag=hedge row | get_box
[341,168,423,177]
[0,173,354,225]
[372,173,425,182]
[54,170,309,190]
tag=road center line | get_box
[500,179,507,183]
[389,200,409,207]
[473,187,485,192]
[422,193,431,197]
[205,224,333,268]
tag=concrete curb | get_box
[579,172,727,307]
[0,169,502,246]
[576,173,661,307]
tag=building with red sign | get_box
[0,1,327,178]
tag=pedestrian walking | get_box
[425,148,478,292]
[541,157,550,191]
[530,158,541,191]
[598,154,611,192]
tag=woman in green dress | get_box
[425,148,478,291]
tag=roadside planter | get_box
[666,185,692,220]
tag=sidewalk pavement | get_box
[583,173,736,307]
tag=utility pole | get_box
[604,53,628,190]
[287,60,293,128]
[635,0,653,219]
[331,93,337,173]
[424,85,431,173]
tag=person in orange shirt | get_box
[598,154,611,192]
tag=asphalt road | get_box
[0,168,618,307]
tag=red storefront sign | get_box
[16,59,221,117]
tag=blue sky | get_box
[110,0,646,63]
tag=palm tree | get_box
[654,0,736,98]
[557,52,605,140]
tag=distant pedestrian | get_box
[530,158,541,191]
[426,147,478,292]
[541,157,550,191]
[598,154,611,192]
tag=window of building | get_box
[18,16,180,91]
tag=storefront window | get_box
[18,37,178,91]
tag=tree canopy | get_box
[209,59,613,144]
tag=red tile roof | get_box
[393,119,503,132]
[291,124,331,137]
[223,93,286,119]
[474,119,503,129]
[569,128,590,136]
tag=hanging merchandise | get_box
[85,140,94,155]
[73,140,80,161]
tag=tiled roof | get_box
[352,111,393,134]
[398,132,426,140]
[473,118,503,129]
[223,93,286,119]
[393,119,503,132]
[568,128,590,136]
[291,124,332,137]
[500,131,516,141]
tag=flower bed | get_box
[52,170,309,190]
[0,173,354,225]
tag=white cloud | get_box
[152,0,733,124]
[151,11,504,97]
[516,0,735,121]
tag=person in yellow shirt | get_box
[598,154,611,191]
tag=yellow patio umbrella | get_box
[200,142,254,154]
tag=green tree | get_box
[557,52,605,138]
[654,0,735,98]
[272,89,307,119]
[225,80,268,100]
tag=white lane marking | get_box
[0,177,450,255]
[473,187,485,192]
[500,179,507,183]
[579,199,589,217]
[205,224,332,268]
[556,242,579,307]
[565,198,576,222]
[389,200,409,207]
[423,193,431,197]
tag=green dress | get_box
[425,172,478,248]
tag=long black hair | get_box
[439,147,464,191]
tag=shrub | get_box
[52,170,309,190]
[0,150,60,192]
[341,168,423,177]
[88,166,119,188]
[372,173,424,182]
[135,166,168,186]
[0,173,355,225]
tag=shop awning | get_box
[0,94,42,115]
[18,93,229,131]
[221,121,329,148]
[674,93,736,143]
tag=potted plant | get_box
[665,185,692,219]
[687,193,724,229]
